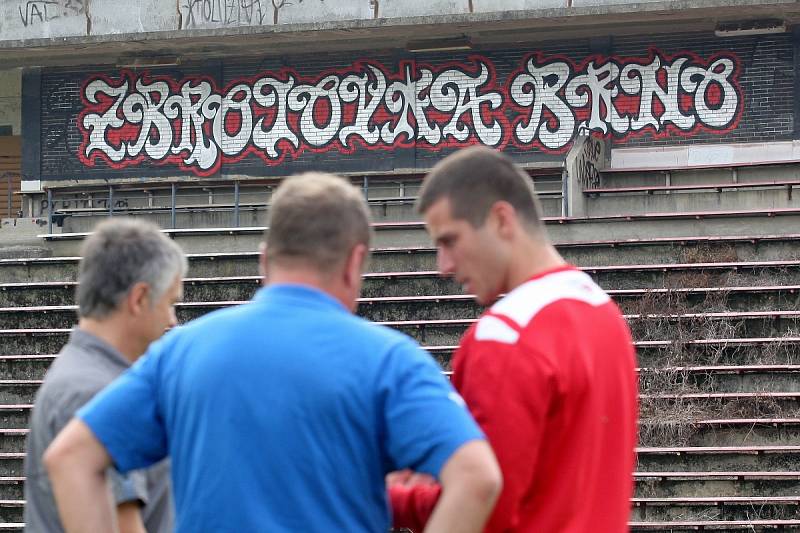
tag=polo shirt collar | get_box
[253,283,349,313]
[69,327,132,368]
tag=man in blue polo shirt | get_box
[43,172,502,533]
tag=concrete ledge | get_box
[1,0,798,55]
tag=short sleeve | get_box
[380,339,484,478]
[108,468,148,506]
[77,339,169,473]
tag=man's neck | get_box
[77,316,141,364]
[506,235,567,292]
[266,267,351,311]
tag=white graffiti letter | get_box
[428,63,503,146]
[510,60,575,150]
[382,66,415,144]
[680,57,738,128]
[124,79,174,160]
[83,79,129,162]
[213,84,254,156]
[566,61,630,135]
[252,76,300,159]
[620,56,694,131]
[339,65,386,146]
[288,75,342,147]
[164,80,220,171]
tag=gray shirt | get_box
[24,328,173,533]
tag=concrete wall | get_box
[0,70,21,135]
[91,0,178,34]
[0,0,87,41]
[0,0,793,44]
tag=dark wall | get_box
[27,32,795,181]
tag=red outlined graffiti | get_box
[507,48,743,153]
[77,49,742,176]
[78,57,507,177]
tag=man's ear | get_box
[259,242,269,284]
[126,281,150,316]
[489,201,517,240]
[344,243,368,290]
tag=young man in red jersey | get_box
[389,146,639,532]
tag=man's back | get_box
[453,266,638,532]
[24,329,172,533]
[79,284,483,532]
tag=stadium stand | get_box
[2,169,800,531]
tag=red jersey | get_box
[391,265,638,532]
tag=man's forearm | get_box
[422,440,502,533]
[44,419,119,533]
[48,463,118,533]
[117,501,147,533]
[423,478,498,533]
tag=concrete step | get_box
[1,310,799,354]
[0,479,21,502]
[585,186,800,217]
[4,339,799,381]
[2,263,800,306]
[629,519,800,530]
[637,446,800,473]
[636,339,800,370]
[639,365,800,394]
[3,414,800,452]
[5,497,799,526]
[634,472,800,499]
[36,209,800,256]
[1,288,799,330]
[4,233,800,282]
[629,496,800,522]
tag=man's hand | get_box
[386,469,437,488]
[44,418,117,533]
[117,501,147,533]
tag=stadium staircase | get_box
[2,166,800,531]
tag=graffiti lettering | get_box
[576,136,603,189]
[509,52,741,149]
[182,0,270,28]
[77,50,742,176]
[18,0,83,26]
[79,58,506,175]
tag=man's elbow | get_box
[44,418,108,480]
[472,457,503,507]
[443,440,503,506]
[43,438,71,479]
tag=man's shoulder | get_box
[38,346,116,405]
[492,268,610,326]
[468,269,614,346]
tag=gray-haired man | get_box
[24,218,186,533]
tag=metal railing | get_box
[43,173,563,234]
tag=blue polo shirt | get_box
[79,284,483,532]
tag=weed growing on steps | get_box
[630,247,800,447]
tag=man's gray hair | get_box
[77,218,188,319]
[266,172,372,272]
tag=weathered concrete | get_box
[1,0,799,68]
[0,0,87,41]
[380,0,469,19]
[473,0,564,12]
[0,218,51,258]
[91,0,178,34]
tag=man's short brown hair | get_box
[416,146,544,230]
[266,172,372,272]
